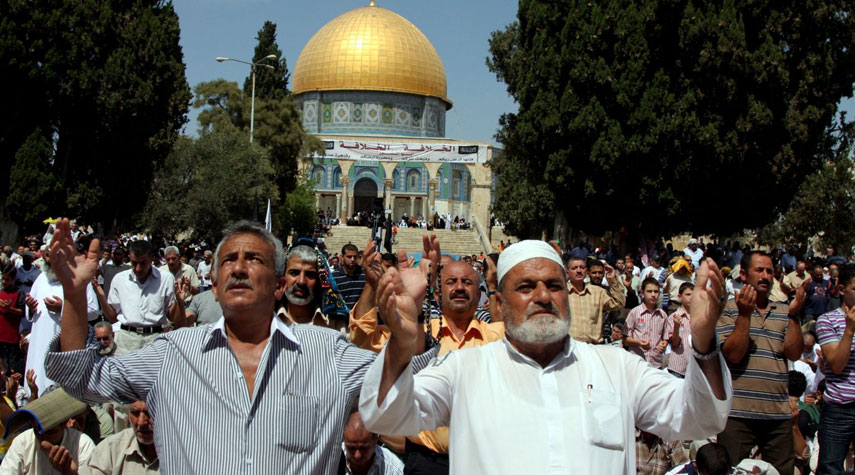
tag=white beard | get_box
[503,309,570,345]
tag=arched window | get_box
[312,166,326,187]
[452,170,463,200]
[393,169,402,190]
[333,167,342,189]
[407,169,421,192]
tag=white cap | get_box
[497,240,564,284]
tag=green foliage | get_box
[276,179,319,239]
[143,128,278,241]
[243,21,290,97]
[6,130,62,231]
[487,0,855,239]
[0,0,190,230]
[757,120,855,251]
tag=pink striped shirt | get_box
[665,307,692,375]
[625,304,668,367]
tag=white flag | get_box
[265,199,272,233]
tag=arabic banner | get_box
[316,140,487,163]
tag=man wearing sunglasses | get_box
[93,321,116,357]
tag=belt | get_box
[120,324,164,335]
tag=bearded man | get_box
[360,240,733,473]
[277,239,349,331]
[25,246,99,396]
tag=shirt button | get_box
[246,458,253,465]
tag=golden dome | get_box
[292,2,451,107]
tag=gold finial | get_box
[369,0,375,5]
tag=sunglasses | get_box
[96,336,112,342]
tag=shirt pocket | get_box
[579,390,625,450]
[277,395,320,452]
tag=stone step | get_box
[321,225,485,257]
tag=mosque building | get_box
[291,0,497,230]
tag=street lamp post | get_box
[215,54,278,143]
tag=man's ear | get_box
[274,275,287,301]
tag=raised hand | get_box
[26,369,38,398]
[43,296,63,314]
[789,280,809,315]
[735,284,757,317]
[640,339,651,350]
[672,312,684,326]
[604,262,616,279]
[5,370,21,398]
[689,258,725,354]
[377,267,420,347]
[50,218,101,297]
[843,303,855,332]
[655,340,668,353]
[40,440,77,474]
[174,276,190,302]
[25,294,38,314]
[362,240,384,288]
[484,255,498,290]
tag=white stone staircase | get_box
[321,225,487,257]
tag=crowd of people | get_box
[0,218,852,474]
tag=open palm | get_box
[689,258,724,353]
[378,267,420,346]
[50,218,101,296]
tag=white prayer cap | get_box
[497,240,565,284]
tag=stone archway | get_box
[353,177,378,213]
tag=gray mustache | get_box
[226,278,254,290]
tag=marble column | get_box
[428,179,438,215]
[409,196,415,217]
[340,177,351,221]
[383,178,394,211]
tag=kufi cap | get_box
[688,238,699,245]
[497,240,564,284]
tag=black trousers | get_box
[404,440,449,475]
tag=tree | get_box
[276,180,319,239]
[244,21,290,98]
[193,79,322,205]
[757,119,855,251]
[143,127,278,241]
[487,0,855,240]
[6,130,62,231]
[0,0,190,232]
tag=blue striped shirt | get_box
[44,316,436,474]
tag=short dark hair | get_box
[641,277,659,291]
[342,243,358,255]
[788,370,807,398]
[566,256,586,267]
[1,263,16,279]
[127,240,153,258]
[696,443,731,475]
[587,259,604,270]
[381,253,398,265]
[679,282,694,294]
[838,264,855,288]
[740,250,770,273]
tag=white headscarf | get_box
[497,240,564,284]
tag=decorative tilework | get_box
[426,106,438,130]
[322,103,332,124]
[382,104,394,125]
[303,101,318,126]
[365,103,381,124]
[351,103,363,123]
[412,106,422,127]
[333,102,350,124]
[395,104,410,126]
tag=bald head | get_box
[343,412,376,469]
[440,261,481,319]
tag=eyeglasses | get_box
[96,336,112,342]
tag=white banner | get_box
[316,140,487,163]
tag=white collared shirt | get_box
[360,338,732,474]
[107,267,176,326]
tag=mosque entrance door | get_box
[353,178,378,214]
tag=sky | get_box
[174,0,855,145]
[173,0,520,145]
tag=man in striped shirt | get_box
[332,244,367,312]
[624,277,669,367]
[716,250,806,474]
[815,263,855,474]
[42,218,432,474]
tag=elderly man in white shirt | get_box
[96,240,186,356]
[360,240,733,474]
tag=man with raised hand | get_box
[360,240,732,473]
[41,218,433,474]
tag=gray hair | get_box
[213,221,285,280]
[94,321,113,333]
[164,245,180,257]
[286,245,319,268]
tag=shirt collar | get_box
[502,336,575,370]
[129,266,160,285]
[122,433,158,464]
[568,282,590,295]
[209,313,302,349]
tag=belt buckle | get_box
[134,326,145,334]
